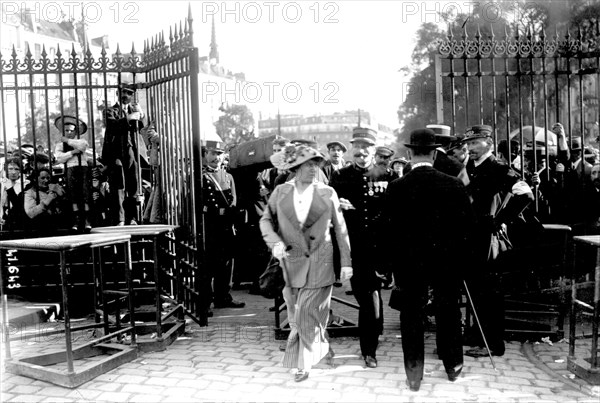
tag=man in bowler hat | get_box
[385,128,474,391]
[329,126,396,368]
[462,124,533,357]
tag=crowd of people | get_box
[198,122,599,387]
[0,83,159,235]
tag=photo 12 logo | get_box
[200,1,340,23]
[202,81,339,105]
[1,2,140,24]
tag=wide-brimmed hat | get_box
[405,128,441,149]
[350,127,377,145]
[270,144,324,170]
[54,115,88,135]
[327,141,347,153]
[464,125,493,141]
[426,124,456,141]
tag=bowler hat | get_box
[270,144,324,170]
[571,137,583,151]
[350,127,377,145]
[426,124,456,141]
[327,141,347,153]
[464,125,493,141]
[375,146,395,157]
[404,128,441,149]
[54,115,88,135]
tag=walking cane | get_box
[463,280,497,371]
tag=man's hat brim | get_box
[327,141,347,152]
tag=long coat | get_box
[259,181,351,289]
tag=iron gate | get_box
[435,22,600,184]
[0,8,208,325]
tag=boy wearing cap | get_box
[322,141,347,180]
[463,124,534,358]
[329,126,396,369]
[54,115,92,231]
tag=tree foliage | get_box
[214,104,255,148]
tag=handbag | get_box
[258,256,285,299]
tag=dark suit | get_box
[330,163,396,358]
[386,164,473,383]
[102,103,141,223]
[322,159,344,180]
[465,154,533,354]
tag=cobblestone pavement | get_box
[2,288,599,402]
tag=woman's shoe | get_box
[294,369,309,382]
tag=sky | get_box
[13,1,440,128]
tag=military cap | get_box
[464,125,493,141]
[203,139,225,153]
[375,146,395,157]
[54,115,88,135]
[350,126,377,145]
[405,128,441,149]
[426,124,456,141]
[326,141,347,153]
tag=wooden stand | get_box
[90,225,185,352]
[568,235,600,385]
[0,234,138,388]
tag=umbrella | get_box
[509,126,557,155]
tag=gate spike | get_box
[462,21,468,40]
[71,43,77,58]
[489,24,495,39]
[115,43,122,57]
[56,44,62,58]
[476,23,481,40]
[526,25,532,41]
[447,22,454,40]
[41,44,47,59]
[169,26,174,45]
[179,21,184,39]
[188,2,194,45]
[130,42,136,55]
[151,36,155,50]
[161,31,165,46]
[25,42,32,58]
[100,43,106,57]
[173,24,179,41]
[11,44,18,59]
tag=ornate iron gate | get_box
[0,9,208,325]
[435,22,600,182]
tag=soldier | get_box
[462,124,533,358]
[329,126,396,369]
[201,139,245,313]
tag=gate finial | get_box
[188,2,194,46]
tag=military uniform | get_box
[201,140,244,312]
[330,138,396,362]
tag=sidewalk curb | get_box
[522,342,599,397]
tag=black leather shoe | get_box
[364,355,377,368]
[406,379,421,392]
[207,310,214,318]
[294,370,309,382]
[447,364,463,382]
[214,300,246,309]
[465,347,503,358]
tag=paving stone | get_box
[8,385,42,395]
[41,397,75,402]
[144,376,179,387]
[128,395,165,402]
[176,379,210,389]
[65,389,102,400]
[96,391,131,402]
[6,395,44,402]
[121,384,165,395]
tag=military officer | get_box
[329,126,396,369]
[201,139,245,315]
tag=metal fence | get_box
[0,8,208,325]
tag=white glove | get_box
[339,197,355,210]
[512,180,532,196]
[340,266,353,282]
[272,242,287,260]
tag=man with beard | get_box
[329,126,396,369]
[102,83,145,225]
